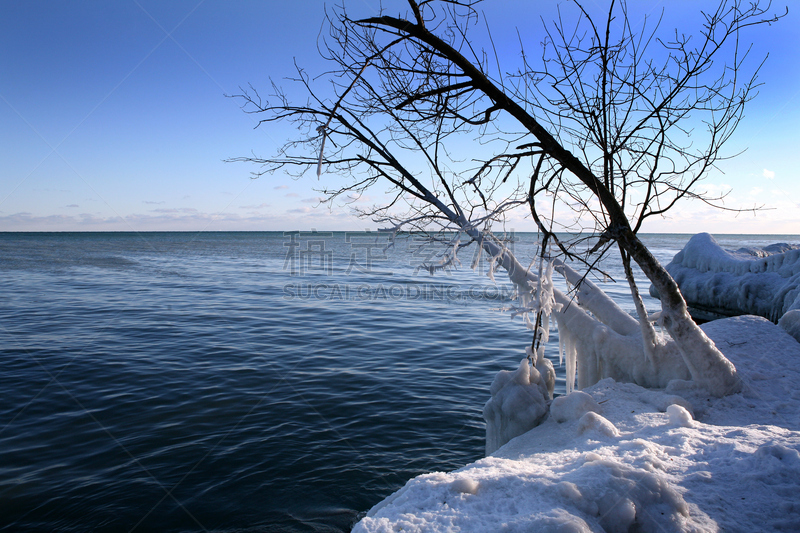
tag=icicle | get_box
[557,319,577,395]
[486,252,501,283]
[524,312,535,330]
[539,313,551,347]
[471,244,483,272]
[449,234,462,269]
[565,334,577,394]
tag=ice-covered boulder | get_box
[483,358,549,455]
[651,233,800,341]
[778,309,800,342]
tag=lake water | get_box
[1,231,796,532]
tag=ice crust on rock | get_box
[353,317,800,533]
[483,358,549,455]
[651,233,800,339]
[778,309,800,343]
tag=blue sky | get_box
[1,1,798,233]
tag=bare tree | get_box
[231,0,784,398]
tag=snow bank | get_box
[353,316,800,533]
[651,233,800,335]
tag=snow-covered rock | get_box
[353,316,800,533]
[651,233,800,341]
[778,309,800,342]
[550,390,602,423]
[483,358,549,455]
[666,404,694,428]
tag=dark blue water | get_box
[0,231,794,532]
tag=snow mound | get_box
[650,233,800,333]
[483,358,549,455]
[551,390,602,423]
[449,477,479,495]
[666,404,694,428]
[576,411,619,437]
[353,316,800,533]
[778,309,800,343]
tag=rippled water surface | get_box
[1,231,795,532]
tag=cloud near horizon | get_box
[150,208,199,214]
[0,208,368,232]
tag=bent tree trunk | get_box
[361,12,742,397]
[618,232,741,396]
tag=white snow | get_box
[666,404,694,428]
[483,358,550,455]
[778,309,800,343]
[576,411,619,438]
[652,233,800,332]
[353,316,800,533]
[550,390,602,423]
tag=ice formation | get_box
[482,358,549,455]
[779,309,800,343]
[353,316,800,533]
[651,233,800,341]
[552,260,692,391]
[481,233,744,453]
[437,216,741,400]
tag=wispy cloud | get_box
[66,204,79,208]
[274,185,289,190]
[240,203,271,209]
[285,193,299,198]
[0,210,365,232]
[763,169,776,179]
[150,207,198,214]
[345,194,372,205]
[0,211,267,230]
[143,200,166,205]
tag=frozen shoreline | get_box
[353,315,800,532]
[651,233,800,340]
